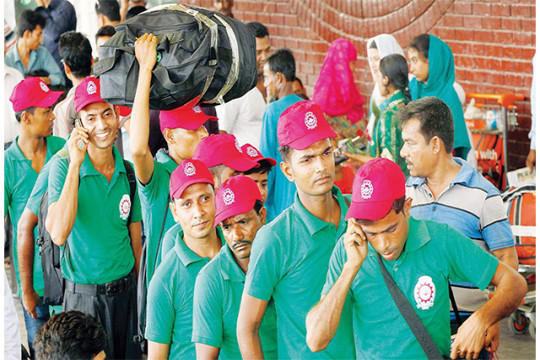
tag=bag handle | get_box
[376,253,445,360]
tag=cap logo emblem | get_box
[235,139,242,153]
[87,81,97,95]
[223,188,235,205]
[360,180,374,199]
[304,111,317,130]
[184,162,196,176]
[193,106,202,113]
[39,82,49,92]
[246,146,258,158]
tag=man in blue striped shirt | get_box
[399,97,518,317]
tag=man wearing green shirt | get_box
[46,76,142,359]
[237,100,355,359]
[193,176,277,359]
[145,159,224,359]
[130,33,217,283]
[5,77,64,356]
[306,158,527,360]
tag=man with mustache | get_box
[145,159,225,359]
[5,77,65,357]
[46,76,142,359]
[237,100,355,359]
[306,158,526,360]
[192,176,277,359]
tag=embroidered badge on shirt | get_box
[304,111,317,130]
[246,146,258,158]
[223,188,235,205]
[360,180,374,199]
[40,82,49,92]
[414,276,436,310]
[119,194,131,221]
[87,81,97,95]
[184,162,196,176]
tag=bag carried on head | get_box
[94,4,257,110]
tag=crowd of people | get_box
[3,1,532,359]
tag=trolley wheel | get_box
[508,313,528,335]
[528,320,536,340]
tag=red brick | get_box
[463,16,484,29]
[442,14,464,27]
[501,60,515,72]
[522,19,536,32]
[472,2,490,15]
[504,74,525,88]
[501,18,522,31]
[482,44,505,57]
[512,32,535,46]
[480,17,502,30]
[454,29,472,41]
[511,4,532,18]
[490,3,511,16]
[453,2,472,15]
[514,61,533,74]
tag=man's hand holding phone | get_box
[68,119,89,166]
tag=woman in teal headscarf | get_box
[408,34,471,159]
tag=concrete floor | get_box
[5,264,536,359]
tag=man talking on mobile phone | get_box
[46,76,142,359]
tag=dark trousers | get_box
[63,270,141,359]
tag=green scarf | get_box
[409,35,471,157]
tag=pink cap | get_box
[215,175,262,226]
[74,77,105,113]
[9,77,63,112]
[193,134,259,172]
[241,143,277,167]
[159,105,217,132]
[169,159,214,199]
[277,100,337,150]
[346,158,406,221]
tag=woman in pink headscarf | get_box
[313,38,365,140]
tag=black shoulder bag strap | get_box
[448,282,462,326]
[376,253,445,360]
[123,160,137,224]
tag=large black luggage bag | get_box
[94,4,257,110]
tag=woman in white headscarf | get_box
[366,34,404,140]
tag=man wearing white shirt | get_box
[215,22,270,148]
[4,66,24,147]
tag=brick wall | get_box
[187,0,535,170]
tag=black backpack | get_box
[94,4,257,110]
[37,157,138,306]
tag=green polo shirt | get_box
[4,136,65,296]
[139,150,178,285]
[322,217,499,359]
[48,146,142,284]
[26,152,63,216]
[145,227,225,359]
[245,186,355,359]
[193,245,278,359]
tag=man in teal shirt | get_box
[145,159,225,359]
[46,76,142,359]
[193,176,277,359]
[238,100,355,359]
[5,77,64,357]
[306,158,527,359]
[259,49,304,221]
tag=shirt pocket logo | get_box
[119,194,131,221]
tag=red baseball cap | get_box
[159,105,217,132]
[9,77,63,112]
[169,159,214,199]
[278,100,337,150]
[215,175,262,226]
[193,134,259,172]
[241,143,277,167]
[346,158,406,221]
[74,77,106,113]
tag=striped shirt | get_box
[406,158,514,252]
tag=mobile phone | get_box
[75,118,85,149]
[334,147,349,166]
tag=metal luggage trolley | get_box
[464,93,525,189]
